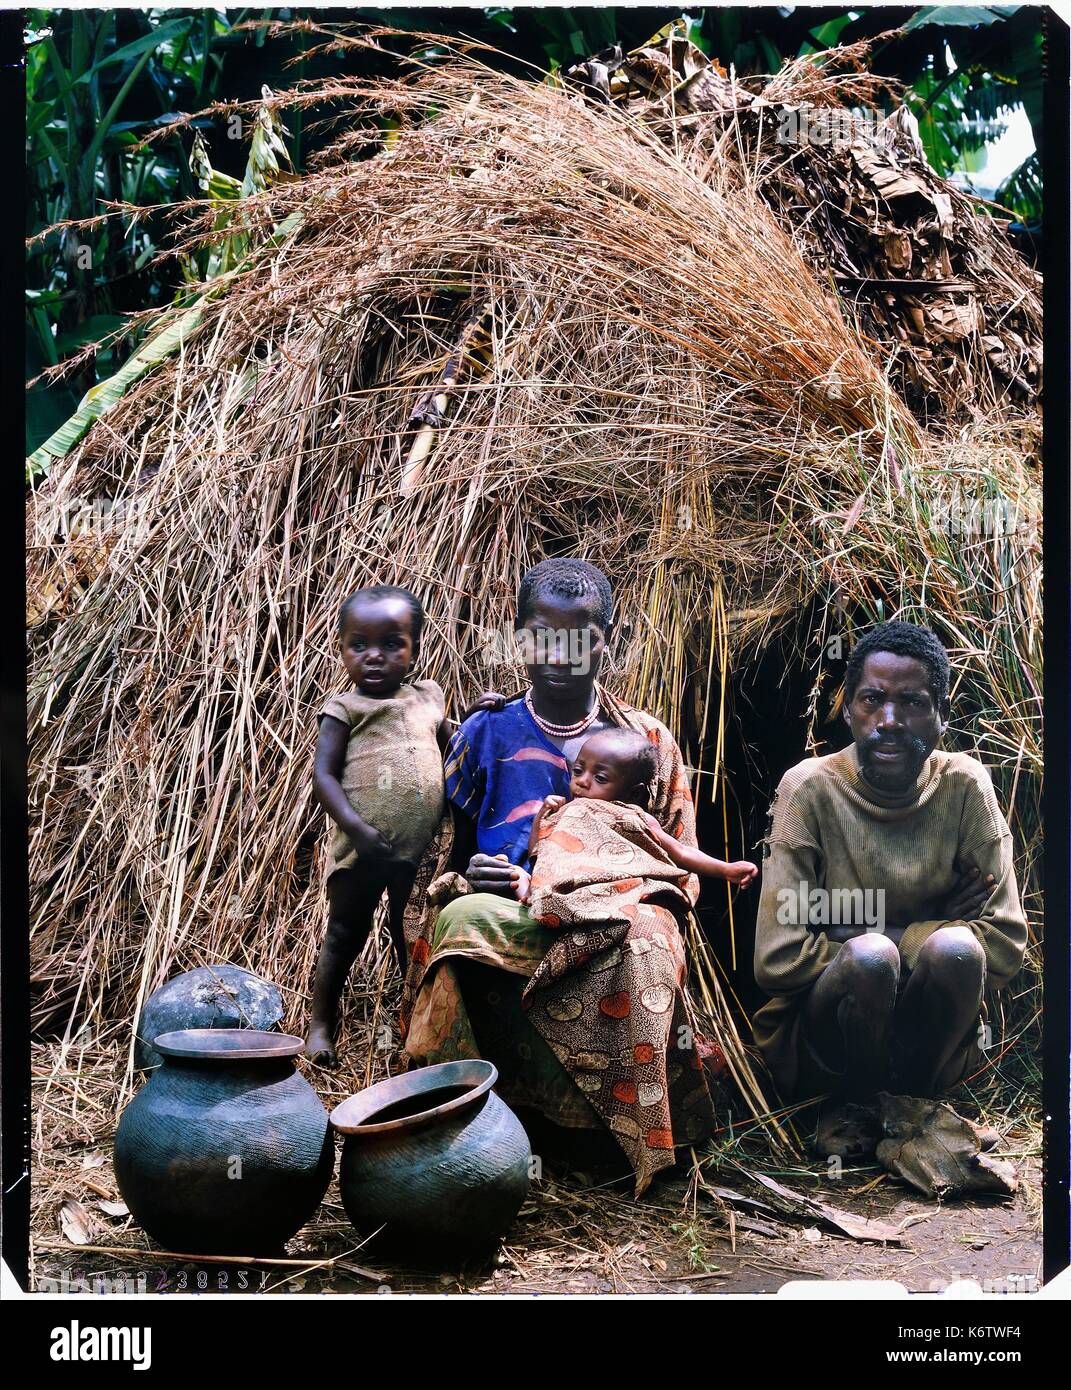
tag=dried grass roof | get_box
[26,33,1041,1119]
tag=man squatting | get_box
[752,621,1027,1158]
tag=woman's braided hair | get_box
[516,558,613,629]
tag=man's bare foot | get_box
[814,1100,882,1162]
[304,1025,338,1067]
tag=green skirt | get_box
[403,893,603,1129]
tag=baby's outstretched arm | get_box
[314,715,393,857]
[640,812,758,887]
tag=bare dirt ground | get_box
[30,1035,1041,1299]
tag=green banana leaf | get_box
[26,304,204,476]
[905,6,1021,29]
[27,210,305,479]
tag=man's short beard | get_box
[857,733,929,792]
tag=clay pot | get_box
[331,1060,531,1259]
[134,965,284,1070]
[115,1030,332,1255]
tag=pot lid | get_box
[152,1028,304,1060]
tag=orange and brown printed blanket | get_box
[527,798,692,931]
[521,799,714,1192]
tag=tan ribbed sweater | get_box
[752,744,1027,1096]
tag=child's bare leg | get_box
[385,865,417,976]
[305,867,385,1065]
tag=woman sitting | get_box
[400,558,721,1195]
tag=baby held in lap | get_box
[513,728,757,914]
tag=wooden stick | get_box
[33,1239,384,1279]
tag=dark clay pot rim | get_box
[153,1028,304,1061]
[329,1059,498,1135]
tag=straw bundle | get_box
[565,27,1043,423]
[27,37,1041,1115]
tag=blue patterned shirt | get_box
[444,698,572,867]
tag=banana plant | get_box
[25,8,274,459]
[900,6,1039,184]
[26,10,200,446]
[184,88,294,281]
[29,84,299,479]
[27,210,304,479]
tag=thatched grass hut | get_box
[27,31,1041,1133]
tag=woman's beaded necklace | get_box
[524,689,599,739]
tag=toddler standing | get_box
[305,585,447,1066]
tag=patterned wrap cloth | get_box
[399,687,717,1196]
